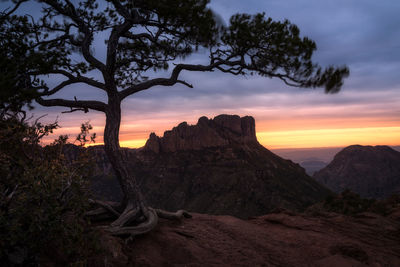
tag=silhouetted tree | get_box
[1,0,349,235]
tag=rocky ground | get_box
[96,208,400,266]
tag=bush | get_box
[369,194,400,216]
[308,189,400,216]
[0,113,98,265]
[322,190,375,215]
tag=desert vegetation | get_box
[0,112,100,265]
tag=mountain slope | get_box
[314,145,400,198]
[69,115,332,218]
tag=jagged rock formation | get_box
[314,145,400,198]
[143,115,257,153]
[68,115,332,218]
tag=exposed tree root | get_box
[110,206,140,227]
[85,207,109,217]
[86,201,192,237]
[85,201,121,221]
[107,207,159,236]
[155,209,192,220]
[88,199,121,217]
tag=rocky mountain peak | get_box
[314,145,400,198]
[143,114,257,153]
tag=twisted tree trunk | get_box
[103,96,144,208]
[89,95,191,236]
[102,96,152,232]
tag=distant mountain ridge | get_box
[299,160,328,175]
[272,147,343,164]
[314,145,400,198]
[66,114,332,218]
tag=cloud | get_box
[6,0,399,148]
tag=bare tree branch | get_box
[61,107,88,113]
[0,0,27,20]
[36,97,106,113]
[29,70,106,91]
[119,60,241,100]
[177,80,193,88]
[45,79,76,95]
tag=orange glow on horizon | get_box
[116,126,400,150]
[41,114,400,150]
[120,139,147,148]
[257,126,400,149]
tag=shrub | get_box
[308,189,400,216]
[322,190,375,215]
[0,113,98,265]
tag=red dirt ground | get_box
[97,209,400,266]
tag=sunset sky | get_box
[9,0,400,149]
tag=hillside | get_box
[314,145,400,198]
[68,114,332,218]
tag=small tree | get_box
[1,0,349,235]
[0,112,98,265]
